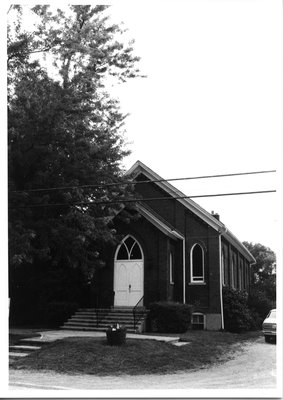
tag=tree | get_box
[8,6,143,289]
[243,242,276,322]
[243,242,276,284]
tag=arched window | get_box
[190,244,205,283]
[116,235,143,260]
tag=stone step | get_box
[61,307,148,333]
[66,314,146,323]
[77,308,146,314]
[9,339,44,363]
[73,310,147,316]
[66,314,146,322]
[69,316,138,323]
[75,311,110,315]
[9,345,41,352]
[9,352,29,358]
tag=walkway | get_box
[15,328,180,343]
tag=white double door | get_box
[114,260,143,307]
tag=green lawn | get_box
[10,330,262,376]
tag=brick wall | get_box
[99,173,252,321]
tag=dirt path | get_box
[9,337,277,392]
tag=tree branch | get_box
[8,46,52,61]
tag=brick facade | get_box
[98,161,255,331]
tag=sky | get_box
[3,0,282,253]
[105,1,282,254]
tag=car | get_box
[262,309,276,343]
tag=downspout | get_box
[171,231,186,304]
[182,237,186,303]
[218,226,227,331]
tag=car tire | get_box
[265,335,271,343]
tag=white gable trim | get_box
[126,161,223,231]
[126,161,255,263]
[136,204,184,241]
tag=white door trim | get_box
[114,235,144,307]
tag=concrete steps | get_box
[9,342,42,363]
[61,307,148,333]
[10,345,41,351]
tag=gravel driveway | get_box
[9,336,277,392]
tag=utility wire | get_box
[9,169,276,194]
[9,189,276,209]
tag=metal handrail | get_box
[94,307,111,327]
[133,296,145,332]
[93,291,113,327]
[95,308,100,327]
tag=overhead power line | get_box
[9,169,276,194]
[9,189,276,209]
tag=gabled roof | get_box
[126,160,255,263]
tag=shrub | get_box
[248,288,274,328]
[148,301,192,333]
[43,301,78,327]
[223,287,254,332]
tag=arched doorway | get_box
[114,235,144,307]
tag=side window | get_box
[233,255,238,289]
[190,244,205,283]
[191,313,205,330]
[169,252,174,285]
[231,258,235,289]
[221,250,225,286]
[239,260,243,290]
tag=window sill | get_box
[188,282,206,285]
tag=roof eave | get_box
[137,204,184,241]
[126,161,256,264]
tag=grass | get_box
[10,330,262,376]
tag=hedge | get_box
[248,288,274,328]
[148,301,192,333]
[223,287,254,332]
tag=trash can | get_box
[106,324,127,346]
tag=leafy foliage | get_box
[148,302,192,333]
[243,241,276,309]
[8,5,142,282]
[243,242,276,283]
[9,264,88,325]
[223,287,254,332]
[247,288,274,328]
[44,301,78,327]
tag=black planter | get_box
[106,327,127,346]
